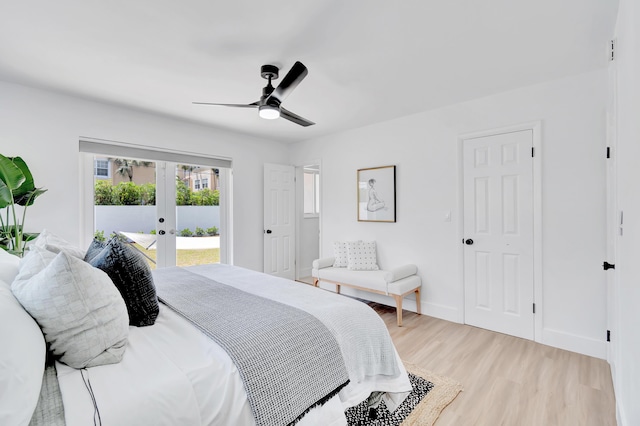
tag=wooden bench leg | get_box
[415,288,422,315]
[336,284,341,294]
[313,278,319,287]
[393,295,403,327]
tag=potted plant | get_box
[0,154,47,256]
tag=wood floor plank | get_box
[368,302,617,426]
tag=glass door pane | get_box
[92,156,159,268]
[174,164,221,266]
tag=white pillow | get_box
[347,240,379,271]
[0,249,20,285]
[332,241,349,268]
[11,252,129,369]
[12,246,57,285]
[32,228,85,259]
[0,279,46,426]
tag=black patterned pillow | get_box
[89,237,159,327]
[84,238,107,262]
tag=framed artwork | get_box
[357,165,396,222]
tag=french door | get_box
[81,142,227,269]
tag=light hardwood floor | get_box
[369,302,617,426]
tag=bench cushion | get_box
[312,266,421,296]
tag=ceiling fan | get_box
[193,61,315,127]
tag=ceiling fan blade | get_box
[192,101,259,108]
[267,61,308,104]
[280,107,315,127]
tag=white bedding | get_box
[56,264,411,425]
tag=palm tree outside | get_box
[112,158,153,182]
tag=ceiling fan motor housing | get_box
[260,64,279,81]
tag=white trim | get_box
[219,168,232,265]
[79,153,95,250]
[458,121,543,341]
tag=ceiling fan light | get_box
[259,104,280,120]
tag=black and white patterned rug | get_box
[345,373,435,426]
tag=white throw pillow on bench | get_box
[347,240,379,271]
[332,241,349,267]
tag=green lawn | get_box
[132,243,220,269]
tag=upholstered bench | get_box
[311,257,422,326]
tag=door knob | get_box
[265,229,272,234]
[159,230,166,235]
[465,239,474,245]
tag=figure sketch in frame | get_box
[366,178,387,212]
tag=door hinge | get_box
[607,330,611,342]
[533,303,536,314]
[606,147,611,159]
[531,147,535,157]
[609,39,616,62]
[603,261,615,271]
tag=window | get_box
[94,158,110,178]
[202,178,209,189]
[194,179,201,190]
[303,168,320,217]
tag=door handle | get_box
[159,230,166,235]
[465,239,474,245]
[265,229,272,234]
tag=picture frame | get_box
[357,165,396,222]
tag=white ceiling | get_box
[0,1,618,143]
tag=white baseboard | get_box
[541,328,607,359]
[422,302,460,323]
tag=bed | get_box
[0,233,412,426]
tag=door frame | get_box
[457,121,543,342]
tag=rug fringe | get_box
[401,363,463,426]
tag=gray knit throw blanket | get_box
[153,267,350,426]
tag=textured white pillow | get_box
[33,228,85,259]
[0,249,20,286]
[12,246,57,286]
[347,240,379,271]
[0,280,46,426]
[11,252,129,368]
[332,241,349,268]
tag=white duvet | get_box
[56,264,411,426]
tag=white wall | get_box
[290,69,608,359]
[612,0,640,424]
[0,80,289,271]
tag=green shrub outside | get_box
[113,182,141,205]
[94,180,218,206]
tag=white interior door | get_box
[264,163,295,279]
[463,129,535,340]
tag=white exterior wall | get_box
[290,69,608,359]
[0,80,289,271]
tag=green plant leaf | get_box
[14,187,47,206]
[9,157,38,205]
[0,154,26,208]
